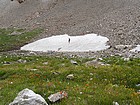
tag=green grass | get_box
[0,55,140,105]
[0,28,43,52]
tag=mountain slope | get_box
[0,0,140,46]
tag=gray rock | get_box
[43,62,48,65]
[113,101,119,105]
[48,91,68,102]
[70,60,78,65]
[3,61,11,65]
[123,57,130,61]
[29,51,37,55]
[9,31,22,36]
[114,45,132,50]
[85,60,109,67]
[136,84,140,87]
[30,69,38,71]
[9,88,48,105]
[66,74,74,80]
[52,71,60,75]
[17,59,27,63]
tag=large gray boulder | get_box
[9,88,48,105]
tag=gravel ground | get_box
[0,0,140,57]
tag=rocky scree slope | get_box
[0,0,140,51]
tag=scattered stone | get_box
[114,45,132,50]
[97,58,103,61]
[123,57,130,61]
[70,60,78,65]
[48,91,68,102]
[112,84,119,87]
[29,51,37,55]
[36,22,41,25]
[90,78,93,81]
[35,12,40,17]
[85,60,109,67]
[113,101,119,105]
[60,63,65,66]
[52,71,60,75]
[80,92,83,94]
[9,31,23,36]
[43,62,48,65]
[136,84,140,87]
[89,73,93,75]
[47,50,55,54]
[9,88,48,105]
[66,74,74,80]
[3,61,11,65]
[30,69,38,71]
[17,59,27,63]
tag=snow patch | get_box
[130,45,140,52]
[21,34,110,52]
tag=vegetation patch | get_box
[0,28,43,52]
[0,55,139,105]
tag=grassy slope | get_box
[0,55,140,105]
[0,28,42,52]
[0,28,140,105]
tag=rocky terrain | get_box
[0,0,140,57]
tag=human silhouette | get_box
[68,38,70,43]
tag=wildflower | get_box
[35,74,40,77]
[86,84,89,87]
[60,91,63,94]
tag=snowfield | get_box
[130,45,140,52]
[21,34,110,52]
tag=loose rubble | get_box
[114,45,133,50]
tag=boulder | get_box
[9,88,48,105]
[48,91,68,102]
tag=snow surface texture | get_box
[21,34,110,52]
[130,45,140,52]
